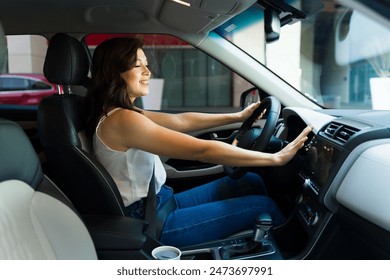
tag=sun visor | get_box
[159,0,256,34]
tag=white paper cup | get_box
[151,246,181,260]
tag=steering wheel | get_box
[224,96,281,179]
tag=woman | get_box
[86,36,311,247]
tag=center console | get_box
[149,213,284,260]
[296,133,343,231]
[299,135,341,197]
[180,233,282,260]
[84,211,284,260]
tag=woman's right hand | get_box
[273,126,312,166]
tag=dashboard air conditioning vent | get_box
[324,122,342,138]
[335,125,360,143]
[323,122,360,144]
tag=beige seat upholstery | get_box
[0,118,97,259]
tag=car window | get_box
[0,76,29,91]
[215,2,390,110]
[0,35,56,106]
[85,34,254,112]
[31,80,51,90]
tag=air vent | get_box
[324,122,342,138]
[335,125,360,143]
[323,122,360,144]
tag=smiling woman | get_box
[1,0,390,263]
[120,49,152,101]
[86,35,310,247]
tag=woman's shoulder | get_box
[98,107,149,151]
[105,107,149,130]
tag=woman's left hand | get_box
[233,102,265,146]
[238,101,266,123]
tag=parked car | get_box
[0,73,58,105]
[0,0,389,263]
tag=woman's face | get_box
[120,48,151,101]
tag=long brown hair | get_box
[86,36,144,138]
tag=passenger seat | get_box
[0,118,97,259]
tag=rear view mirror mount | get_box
[264,8,281,43]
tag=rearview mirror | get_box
[264,8,281,43]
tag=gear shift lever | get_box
[219,213,273,259]
[253,213,273,244]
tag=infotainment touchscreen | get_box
[301,136,340,190]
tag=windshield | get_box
[215,0,390,109]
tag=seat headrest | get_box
[0,118,43,188]
[43,33,90,87]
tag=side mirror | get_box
[240,87,261,110]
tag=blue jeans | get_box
[159,172,286,248]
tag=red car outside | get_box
[0,73,59,105]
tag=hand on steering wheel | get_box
[232,107,266,146]
[224,96,281,179]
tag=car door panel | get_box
[162,120,266,192]
[160,123,238,191]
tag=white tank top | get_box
[93,108,166,207]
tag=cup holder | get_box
[181,248,217,260]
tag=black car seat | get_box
[0,118,97,259]
[37,33,126,216]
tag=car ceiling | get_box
[1,0,387,41]
[0,0,256,43]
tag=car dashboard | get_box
[278,107,390,259]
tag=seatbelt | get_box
[145,165,157,239]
